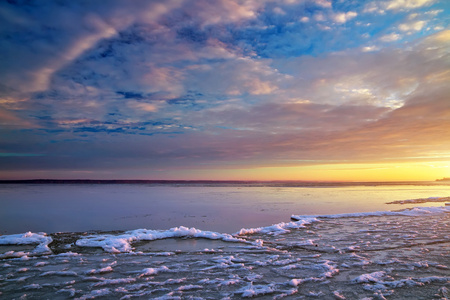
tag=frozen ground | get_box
[1,201,449,299]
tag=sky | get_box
[0,0,449,181]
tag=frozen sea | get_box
[0,182,449,299]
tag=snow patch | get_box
[352,271,388,283]
[333,290,346,299]
[238,284,275,297]
[386,196,450,205]
[94,277,136,287]
[0,232,52,256]
[76,226,250,253]
[289,278,303,286]
[86,266,113,275]
[139,266,169,277]
[76,288,111,299]
[40,271,78,277]
[177,284,203,290]
[236,218,319,236]
[292,206,449,221]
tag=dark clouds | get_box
[0,0,449,179]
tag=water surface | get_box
[1,183,449,234]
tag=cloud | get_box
[323,85,450,162]
[0,0,260,95]
[127,101,159,113]
[184,57,282,96]
[0,1,183,94]
[315,0,332,8]
[300,16,310,22]
[0,108,34,128]
[333,11,358,24]
[278,28,449,113]
[385,0,436,10]
[25,28,447,169]
[172,0,260,27]
[364,0,436,13]
[361,46,380,52]
[379,33,402,42]
[0,1,448,178]
[188,101,390,135]
[398,20,426,31]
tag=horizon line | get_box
[0,178,445,184]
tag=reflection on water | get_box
[0,183,449,234]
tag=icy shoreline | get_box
[1,205,449,299]
[1,205,448,256]
[3,183,450,236]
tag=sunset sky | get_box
[0,0,449,181]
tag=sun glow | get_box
[170,161,450,182]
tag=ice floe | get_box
[386,196,450,205]
[0,232,52,258]
[76,226,250,253]
[235,217,319,236]
[291,205,449,221]
[86,266,114,275]
[138,266,169,277]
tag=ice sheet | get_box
[1,204,448,299]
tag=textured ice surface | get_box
[0,232,52,258]
[1,205,449,299]
[76,226,250,253]
[291,205,450,223]
[386,196,450,205]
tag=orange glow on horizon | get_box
[169,161,450,182]
[1,162,449,182]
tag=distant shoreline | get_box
[436,177,450,182]
[0,179,447,187]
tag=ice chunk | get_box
[57,288,76,297]
[352,271,388,283]
[177,284,203,290]
[416,276,450,284]
[292,206,449,221]
[0,232,52,255]
[76,226,250,253]
[40,271,78,277]
[139,266,169,277]
[289,278,303,286]
[437,287,449,298]
[24,283,42,290]
[386,196,450,204]
[238,284,275,297]
[236,217,319,236]
[94,278,136,287]
[77,288,111,299]
[86,266,113,275]
[333,290,346,299]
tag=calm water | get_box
[1,183,449,234]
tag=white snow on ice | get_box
[76,226,251,253]
[0,232,52,258]
[1,205,448,299]
[291,205,449,221]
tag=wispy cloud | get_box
[0,0,448,179]
[364,0,436,14]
